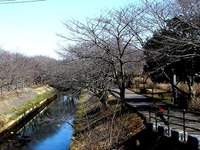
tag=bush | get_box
[189,97,200,112]
[134,77,144,83]
[177,83,200,97]
[194,83,200,97]
[177,83,189,93]
[155,83,171,91]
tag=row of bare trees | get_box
[0,48,57,96]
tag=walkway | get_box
[123,89,200,140]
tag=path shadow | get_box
[125,97,152,103]
[125,97,153,112]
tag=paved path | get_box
[123,89,200,139]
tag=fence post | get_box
[183,109,186,142]
[167,107,170,136]
[155,109,158,131]
[149,107,151,122]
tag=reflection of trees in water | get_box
[18,93,77,141]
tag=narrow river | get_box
[1,93,77,150]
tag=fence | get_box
[149,107,200,142]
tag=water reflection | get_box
[17,93,78,150]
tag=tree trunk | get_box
[120,82,126,103]
[99,91,109,108]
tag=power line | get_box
[0,0,46,4]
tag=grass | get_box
[146,92,174,105]
[131,86,174,105]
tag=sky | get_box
[0,0,137,59]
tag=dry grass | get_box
[133,77,200,109]
[70,93,144,150]
[133,77,167,91]
[71,111,143,150]
[72,113,142,150]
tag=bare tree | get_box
[58,5,145,103]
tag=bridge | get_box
[123,89,200,149]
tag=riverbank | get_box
[0,85,56,134]
[70,91,144,149]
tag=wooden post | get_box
[167,107,170,136]
[155,109,158,131]
[149,107,151,122]
[183,109,186,142]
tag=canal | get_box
[0,93,77,150]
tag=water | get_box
[1,94,77,150]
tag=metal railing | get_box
[149,107,200,141]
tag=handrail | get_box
[149,107,200,142]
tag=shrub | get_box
[177,83,200,97]
[134,77,144,83]
[156,83,171,91]
[189,97,200,112]
[177,83,189,93]
[194,83,200,97]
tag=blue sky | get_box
[0,0,137,59]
